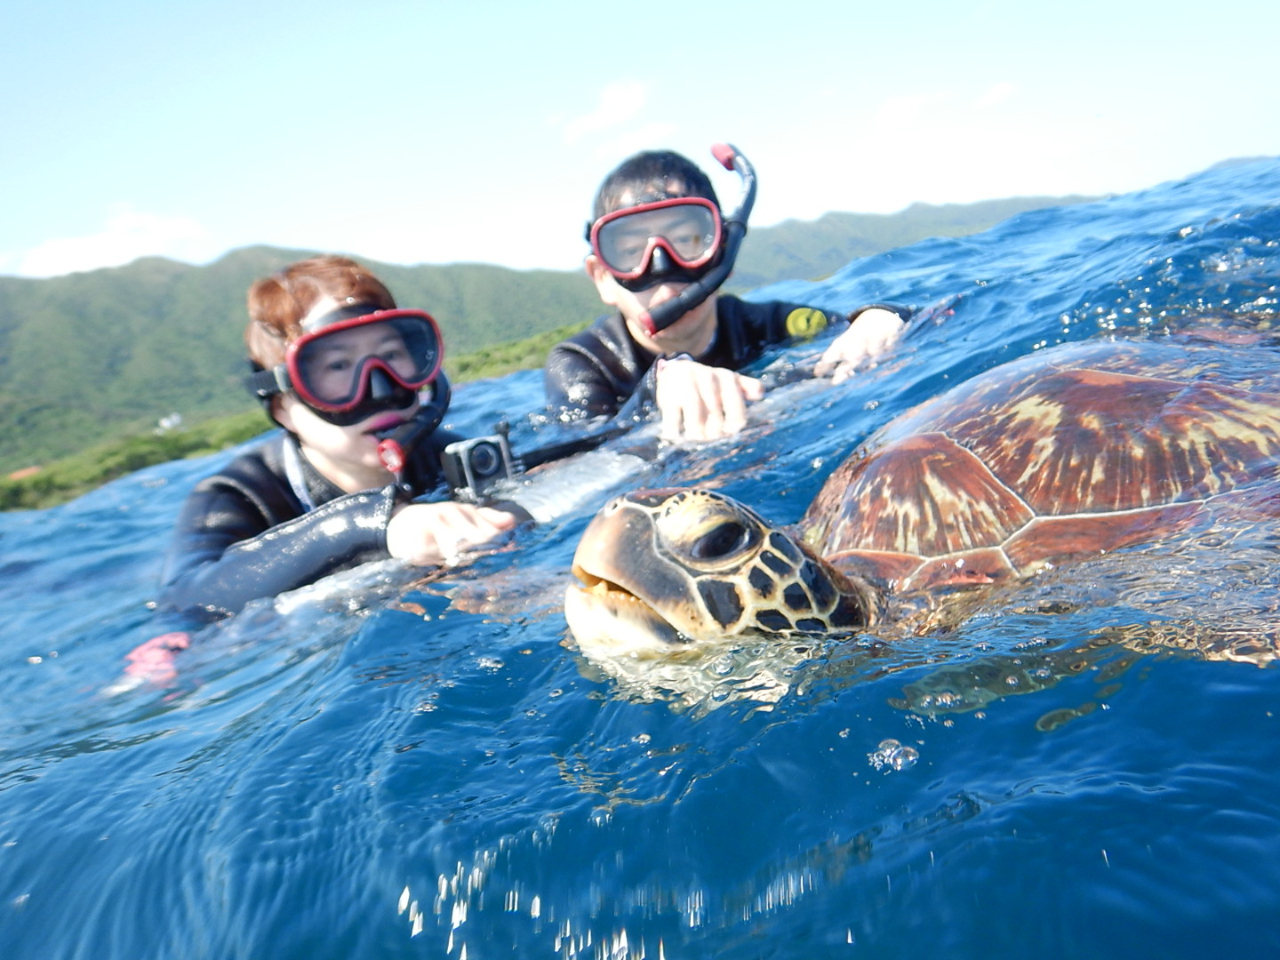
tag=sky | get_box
[2,0,1278,279]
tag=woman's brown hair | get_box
[245,255,397,368]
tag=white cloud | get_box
[870,91,955,130]
[14,205,211,277]
[562,80,649,143]
[748,88,1126,223]
[973,82,1016,110]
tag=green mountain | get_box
[0,248,605,473]
[729,196,1097,290]
[0,195,1092,474]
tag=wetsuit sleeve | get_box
[849,302,913,324]
[544,341,624,420]
[544,314,647,422]
[159,477,397,619]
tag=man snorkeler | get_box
[544,146,912,441]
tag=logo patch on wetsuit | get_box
[786,308,829,338]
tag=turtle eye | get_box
[690,521,754,561]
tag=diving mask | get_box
[588,197,723,291]
[247,304,444,426]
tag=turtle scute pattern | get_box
[802,339,1280,593]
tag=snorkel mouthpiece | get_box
[637,143,757,338]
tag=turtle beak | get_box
[566,495,705,650]
[570,497,692,611]
[568,563,629,600]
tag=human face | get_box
[585,254,719,358]
[276,390,421,494]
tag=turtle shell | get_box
[801,338,1280,593]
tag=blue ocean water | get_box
[3,158,1280,959]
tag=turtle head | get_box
[566,487,877,657]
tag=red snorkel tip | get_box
[711,143,738,171]
[638,311,658,338]
[377,439,406,475]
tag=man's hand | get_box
[654,357,765,442]
[386,501,520,565]
[815,308,907,384]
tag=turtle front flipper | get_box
[566,488,877,658]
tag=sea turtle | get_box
[565,336,1280,658]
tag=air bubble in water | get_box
[868,738,920,772]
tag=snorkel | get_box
[636,143,757,338]
[375,371,452,477]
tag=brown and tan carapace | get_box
[566,337,1280,657]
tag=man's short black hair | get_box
[592,150,721,221]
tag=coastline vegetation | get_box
[0,321,590,510]
[0,193,1098,510]
[1,410,274,510]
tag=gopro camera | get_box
[441,433,518,501]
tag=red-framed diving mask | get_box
[248,304,444,426]
[588,197,723,291]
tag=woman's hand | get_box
[815,308,907,384]
[386,501,520,565]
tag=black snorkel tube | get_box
[637,143,757,338]
[375,372,452,477]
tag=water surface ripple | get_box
[2,159,1280,958]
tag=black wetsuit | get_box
[159,429,461,620]
[543,295,910,420]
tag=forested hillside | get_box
[0,249,604,472]
[0,195,1092,473]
